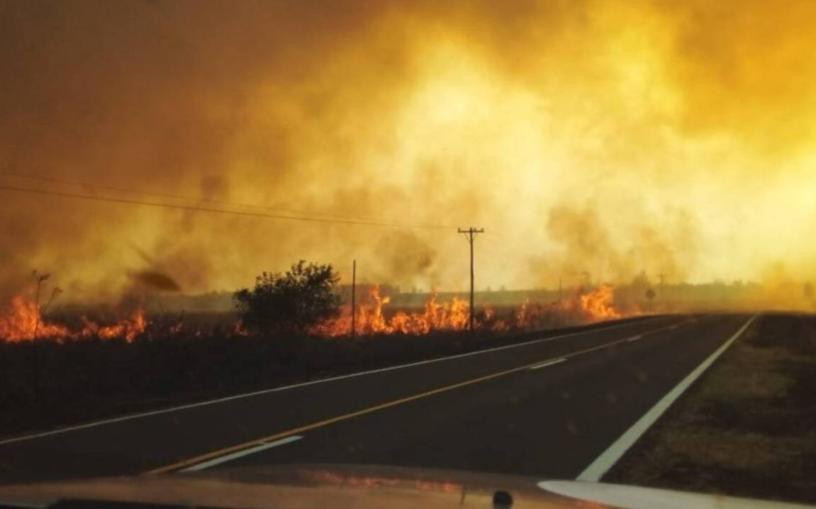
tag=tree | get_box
[234,261,341,335]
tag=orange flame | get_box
[315,286,472,336]
[0,295,70,341]
[315,284,622,337]
[514,299,553,329]
[578,284,620,320]
[80,308,147,342]
[0,295,147,342]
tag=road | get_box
[0,314,755,484]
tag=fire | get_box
[316,285,472,337]
[512,285,621,329]
[0,295,70,341]
[315,284,623,337]
[0,284,622,342]
[514,299,554,330]
[578,284,621,320]
[0,294,148,343]
[80,308,147,342]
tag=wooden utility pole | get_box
[351,259,357,338]
[658,273,666,312]
[458,227,484,332]
[558,277,563,306]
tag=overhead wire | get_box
[0,182,455,231]
[0,171,451,228]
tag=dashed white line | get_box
[626,334,643,342]
[529,358,567,370]
[180,435,303,472]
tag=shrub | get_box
[234,260,340,335]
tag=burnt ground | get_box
[606,313,816,504]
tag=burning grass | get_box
[314,284,623,337]
[0,284,628,343]
[0,294,147,343]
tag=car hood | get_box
[0,464,811,509]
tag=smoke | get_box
[1,0,816,302]
[533,202,696,288]
[128,270,181,292]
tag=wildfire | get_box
[80,309,147,342]
[0,284,623,342]
[0,295,70,341]
[315,286,472,337]
[512,285,621,329]
[514,299,554,330]
[578,284,621,320]
[314,283,628,337]
[315,284,623,338]
[0,294,147,343]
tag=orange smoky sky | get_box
[1,0,816,301]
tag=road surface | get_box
[0,314,755,483]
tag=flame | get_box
[80,308,147,342]
[514,299,554,329]
[315,284,623,337]
[0,294,147,342]
[315,285,472,336]
[0,295,70,341]
[1,285,622,342]
[578,284,621,320]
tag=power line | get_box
[0,171,441,227]
[0,183,454,230]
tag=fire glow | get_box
[313,286,473,337]
[0,295,147,343]
[0,285,624,342]
[314,284,623,337]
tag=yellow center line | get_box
[144,318,689,475]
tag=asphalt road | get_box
[0,314,755,483]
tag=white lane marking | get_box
[529,358,567,370]
[180,435,303,472]
[626,334,643,342]
[0,317,666,446]
[576,315,758,482]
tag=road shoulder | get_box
[605,313,816,505]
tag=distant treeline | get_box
[74,280,775,313]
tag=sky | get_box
[1,0,816,302]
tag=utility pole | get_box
[31,271,49,339]
[351,259,357,338]
[458,227,484,332]
[558,277,563,306]
[31,270,49,405]
[658,273,665,312]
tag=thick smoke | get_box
[2,0,816,303]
